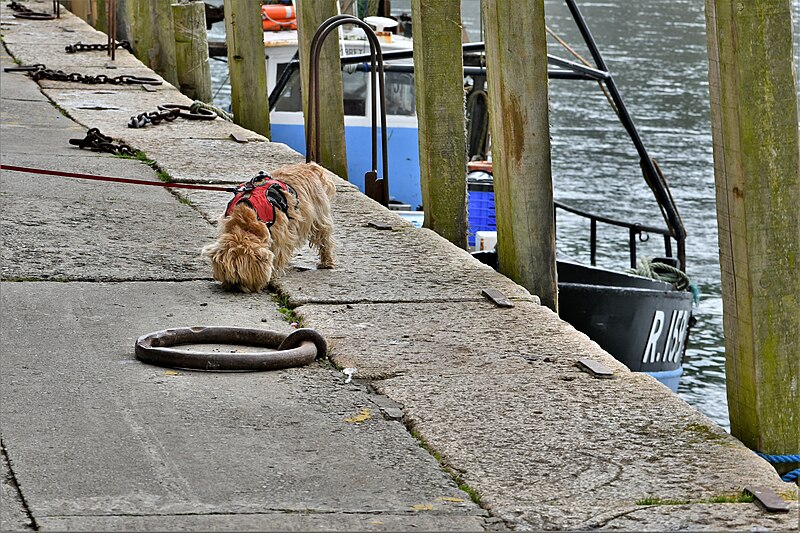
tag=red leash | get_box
[0,164,235,192]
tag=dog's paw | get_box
[317,260,335,270]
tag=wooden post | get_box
[296,0,348,179]
[173,1,212,103]
[705,0,800,454]
[481,0,557,311]
[223,0,270,137]
[411,0,467,247]
[114,0,131,43]
[69,0,90,22]
[92,0,107,33]
[128,0,180,88]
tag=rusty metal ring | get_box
[157,104,216,120]
[13,12,55,19]
[135,327,327,371]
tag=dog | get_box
[201,162,336,293]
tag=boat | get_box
[236,1,697,390]
[467,161,695,391]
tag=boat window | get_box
[342,70,367,116]
[384,71,415,116]
[274,63,302,112]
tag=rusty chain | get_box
[65,41,133,54]
[128,104,216,129]
[69,128,136,156]
[128,108,181,129]
[3,64,162,86]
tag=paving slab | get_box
[294,300,617,378]
[1,446,32,532]
[594,502,799,531]
[374,372,796,530]
[133,138,306,183]
[0,282,487,529]
[36,513,493,532]
[0,160,215,281]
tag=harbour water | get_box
[208,1,800,430]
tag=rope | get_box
[190,100,233,122]
[0,164,235,192]
[630,258,700,304]
[757,453,800,483]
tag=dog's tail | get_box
[309,162,336,200]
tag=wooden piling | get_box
[481,0,558,311]
[68,0,90,22]
[92,0,107,33]
[296,1,348,178]
[223,0,270,137]
[705,0,800,454]
[173,1,212,103]
[411,0,467,247]
[128,0,180,88]
[114,0,131,43]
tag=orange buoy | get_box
[262,4,296,32]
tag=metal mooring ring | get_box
[135,327,327,371]
[157,104,216,120]
[13,12,56,19]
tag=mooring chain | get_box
[7,1,54,19]
[2,64,162,86]
[65,41,133,54]
[69,128,136,156]
[128,108,181,129]
[128,104,217,129]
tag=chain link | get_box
[65,41,133,54]
[128,105,217,128]
[69,128,136,156]
[128,108,181,129]
[6,64,162,86]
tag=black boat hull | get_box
[558,263,693,392]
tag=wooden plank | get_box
[482,0,558,312]
[296,0,348,179]
[173,1,212,103]
[704,0,799,453]
[223,0,270,137]
[411,0,468,248]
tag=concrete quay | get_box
[1,3,797,531]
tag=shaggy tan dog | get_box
[202,162,336,293]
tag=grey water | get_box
[208,1,800,430]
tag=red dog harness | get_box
[225,171,298,227]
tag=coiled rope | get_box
[757,453,800,483]
[630,258,700,304]
[190,100,233,122]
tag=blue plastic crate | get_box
[467,189,496,248]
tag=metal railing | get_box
[554,201,675,270]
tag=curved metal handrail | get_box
[305,15,390,205]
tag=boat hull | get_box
[558,263,693,391]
